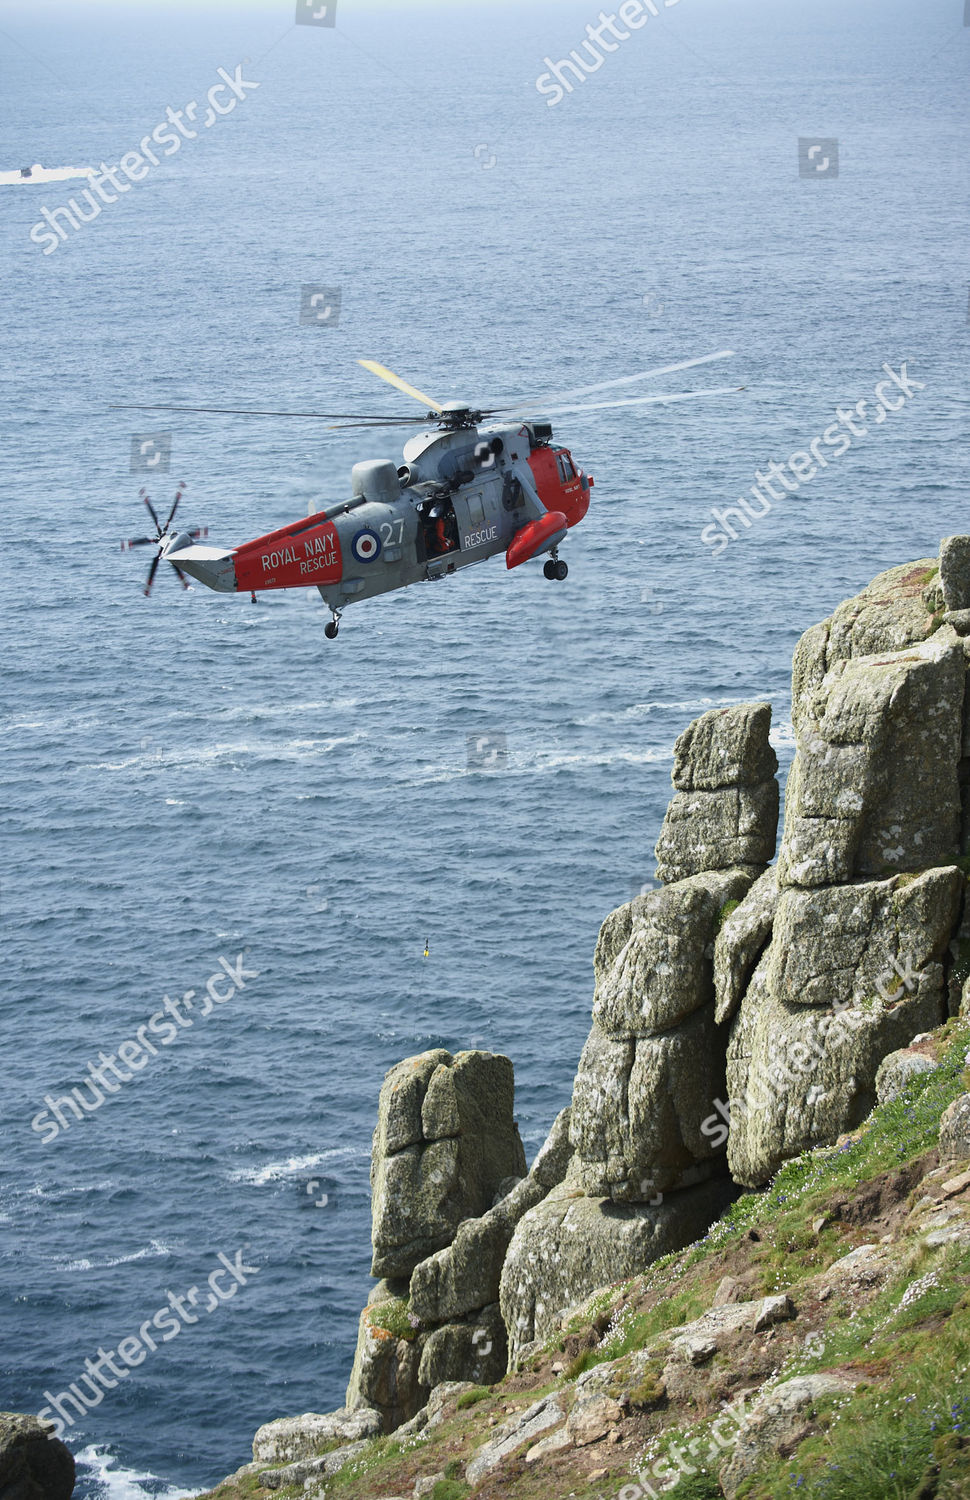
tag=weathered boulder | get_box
[0,1415,75,1500]
[668,701,779,792]
[416,1303,506,1389]
[499,1175,737,1363]
[939,1094,970,1164]
[591,869,759,1037]
[875,1047,940,1104]
[791,560,942,692]
[570,1005,728,1199]
[720,1374,856,1499]
[665,1293,796,1365]
[370,1050,526,1279]
[655,703,779,883]
[393,1381,478,1443]
[344,1298,426,1433]
[940,536,970,613]
[725,870,961,1185]
[714,867,779,1026]
[565,1392,622,1446]
[465,1394,566,1485]
[409,1108,571,1324]
[259,1441,368,1491]
[780,625,963,889]
[766,867,962,1011]
[570,869,757,1200]
[252,1406,381,1464]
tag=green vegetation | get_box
[719,898,742,929]
[325,1435,406,1493]
[455,1386,491,1410]
[564,1347,600,1381]
[770,1324,970,1497]
[623,1363,667,1410]
[366,1296,417,1341]
[429,1482,470,1500]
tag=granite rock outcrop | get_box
[243,538,970,1459]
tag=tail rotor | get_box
[121,484,208,596]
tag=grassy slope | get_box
[195,1017,970,1500]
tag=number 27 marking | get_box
[380,520,405,545]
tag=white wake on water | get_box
[57,1239,176,1272]
[75,1445,196,1500]
[227,1146,362,1186]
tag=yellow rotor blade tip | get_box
[358,360,443,413]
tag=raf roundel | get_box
[351,528,382,564]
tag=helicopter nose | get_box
[163,536,238,593]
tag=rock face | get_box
[201,540,970,1500]
[570,868,757,1202]
[719,545,970,1186]
[409,1107,572,1325]
[779,630,963,888]
[348,1067,565,1430]
[0,1414,75,1500]
[370,1049,526,1280]
[500,1174,738,1364]
[725,863,962,1185]
[252,1407,381,1465]
[348,542,969,1416]
[416,1302,505,1390]
[875,1047,941,1104]
[491,707,781,1360]
[655,703,779,883]
[719,1374,857,1499]
[939,1094,970,1164]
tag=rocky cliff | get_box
[195,539,970,1500]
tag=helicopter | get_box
[116,351,739,639]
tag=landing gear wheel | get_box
[324,620,339,640]
[554,560,568,581]
[543,559,558,580]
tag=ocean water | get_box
[1,0,967,1493]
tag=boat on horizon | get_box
[0,162,96,187]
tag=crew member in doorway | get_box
[430,503,457,555]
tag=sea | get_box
[1,0,967,1493]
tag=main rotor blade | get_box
[144,553,161,597]
[140,489,162,533]
[357,360,444,414]
[112,402,423,421]
[530,385,745,419]
[498,351,736,413]
[326,417,440,431]
[163,485,185,533]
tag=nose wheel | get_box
[324,608,342,640]
[544,554,569,581]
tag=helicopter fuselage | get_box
[164,417,592,623]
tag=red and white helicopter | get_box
[118,352,738,638]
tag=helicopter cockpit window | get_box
[556,453,575,483]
